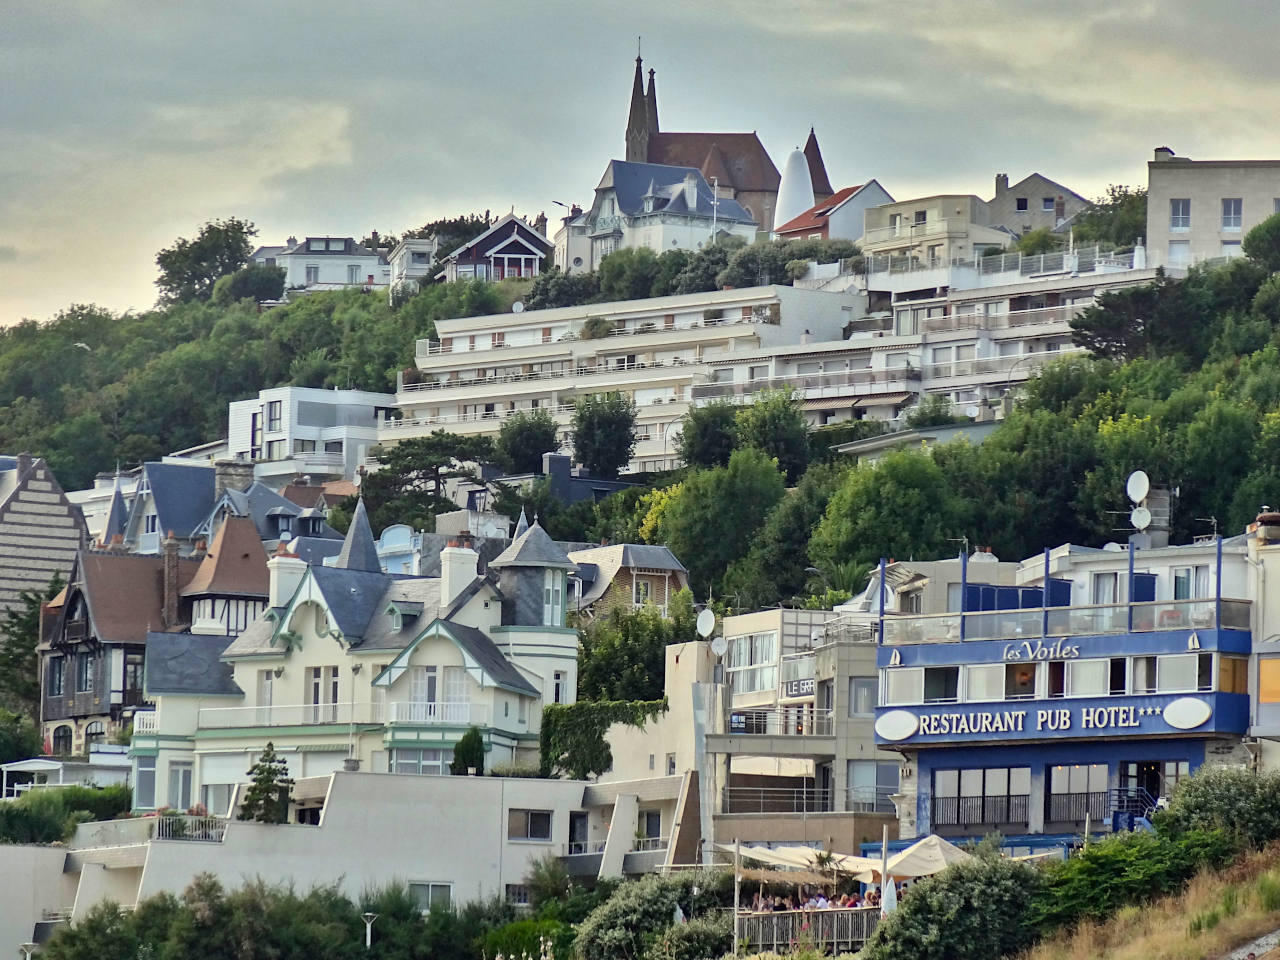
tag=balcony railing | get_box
[565,839,607,856]
[385,700,489,726]
[727,707,834,737]
[920,303,1092,334]
[633,835,669,852]
[921,349,1087,383]
[197,702,385,729]
[401,357,698,393]
[881,598,1250,644]
[155,815,228,843]
[1047,791,1109,823]
[692,369,918,403]
[133,710,158,734]
[931,794,1029,826]
[740,908,879,956]
[383,403,577,432]
[847,785,898,814]
[722,786,831,814]
[862,246,1136,279]
[863,217,969,246]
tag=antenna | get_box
[1195,516,1219,536]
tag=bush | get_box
[450,726,485,776]
[483,917,572,960]
[862,855,1044,960]
[1156,766,1280,850]
[574,871,732,960]
[0,783,132,844]
[643,913,732,960]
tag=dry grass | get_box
[1021,846,1280,960]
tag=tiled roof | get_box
[145,631,241,696]
[566,544,688,606]
[181,515,269,599]
[773,184,866,235]
[600,161,754,223]
[77,552,200,644]
[647,132,781,192]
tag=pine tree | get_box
[237,742,294,823]
[450,726,485,776]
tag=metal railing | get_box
[633,835,669,852]
[861,246,1136,279]
[722,786,832,814]
[817,617,878,646]
[133,710,158,734]
[846,785,898,814]
[920,303,1091,334]
[385,700,489,725]
[727,707,834,737]
[1047,791,1110,823]
[382,403,577,432]
[921,348,1087,382]
[155,815,228,843]
[197,702,386,729]
[740,908,879,955]
[881,597,1250,644]
[565,839,607,856]
[692,369,918,403]
[401,357,698,393]
[932,794,1029,826]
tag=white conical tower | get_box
[773,146,815,237]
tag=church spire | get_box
[625,46,650,163]
[645,67,659,134]
[803,127,834,202]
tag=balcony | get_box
[881,597,1250,645]
[133,710,157,735]
[920,303,1091,335]
[740,908,879,957]
[623,838,670,874]
[383,403,577,434]
[728,707,833,737]
[385,700,489,726]
[197,702,385,729]
[155,815,228,843]
[400,357,698,395]
[722,786,831,814]
[921,348,1088,384]
[846,785,898,815]
[863,217,969,247]
[1046,791,1109,824]
[931,794,1030,827]
[779,653,815,700]
[862,246,1137,282]
[692,368,919,405]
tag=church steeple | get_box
[804,127,834,203]
[645,68,659,134]
[625,53,650,163]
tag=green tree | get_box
[1070,184,1148,249]
[578,603,693,702]
[675,401,737,469]
[450,726,485,775]
[357,432,495,532]
[154,217,257,304]
[1012,228,1064,255]
[495,409,560,474]
[1244,211,1280,273]
[237,742,294,823]
[659,448,787,597]
[572,392,636,479]
[672,238,746,294]
[524,266,600,309]
[0,573,64,717]
[210,263,286,305]
[904,393,961,429]
[597,247,661,301]
[733,388,810,482]
[651,248,692,297]
[0,710,40,766]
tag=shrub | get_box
[0,783,132,844]
[450,726,485,776]
[1157,766,1280,850]
[861,855,1043,960]
[643,913,732,960]
[574,870,732,960]
[483,917,572,960]
[525,852,571,909]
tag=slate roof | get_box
[334,499,381,573]
[145,631,241,696]
[355,578,445,651]
[137,462,215,539]
[181,515,270,598]
[289,536,345,566]
[211,482,340,541]
[597,161,754,224]
[566,544,688,606]
[76,551,201,644]
[647,132,781,193]
[220,616,277,657]
[490,522,576,570]
[280,237,381,259]
[442,213,552,262]
[442,622,539,696]
[309,564,396,638]
[99,482,128,546]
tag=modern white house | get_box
[384,284,861,473]
[269,237,391,292]
[773,181,895,243]
[226,386,397,484]
[388,237,439,295]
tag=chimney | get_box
[440,538,480,607]
[994,173,1009,194]
[533,212,548,236]
[214,459,255,501]
[162,531,180,628]
[683,171,698,210]
[287,236,297,246]
[1153,146,1175,162]
[268,544,307,608]
[16,451,32,479]
[370,230,379,247]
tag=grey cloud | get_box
[0,247,17,263]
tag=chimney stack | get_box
[16,451,32,479]
[440,537,480,607]
[214,459,255,501]
[162,530,180,628]
[1153,146,1175,162]
[268,543,307,608]
[684,171,698,211]
[995,173,1009,194]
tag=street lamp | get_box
[19,944,37,960]
[361,912,378,951]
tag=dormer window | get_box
[643,196,655,213]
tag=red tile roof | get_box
[647,132,781,192]
[773,185,865,235]
[181,515,269,599]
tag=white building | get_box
[1146,146,1280,268]
[227,386,397,483]
[388,237,439,295]
[271,237,390,292]
[384,285,860,473]
[773,181,895,243]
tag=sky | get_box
[3,0,1279,324]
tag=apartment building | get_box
[1146,146,1280,268]
[860,195,1013,265]
[227,386,396,483]
[384,285,859,473]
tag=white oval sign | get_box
[875,710,920,742]
[1163,697,1212,730]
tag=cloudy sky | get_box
[3,0,1277,324]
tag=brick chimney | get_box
[214,459,255,501]
[162,530,180,628]
[16,451,32,479]
[994,173,1009,195]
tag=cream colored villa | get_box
[131,501,579,816]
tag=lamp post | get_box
[361,912,378,951]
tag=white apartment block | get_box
[384,285,859,473]
[1147,147,1280,268]
[228,386,397,483]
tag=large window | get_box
[408,882,452,913]
[508,808,553,842]
[848,677,877,716]
[884,668,923,706]
[392,748,452,776]
[1222,198,1243,230]
[47,657,64,697]
[51,725,72,755]
[933,767,1030,826]
[75,653,94,693]
[1004,663,1037,700]
[266,400,282,431]
[544,570,564,626]
[202,783,234,817]
[1167,241,1191,266]
[848,760,899,813]
[1170,198,1190,230]
[726,632,777,694]
[923,666,959,704]
[85,721,105,746]
[168,761,193,810]
[1067,659,1108,697]
[1047,763,1109,821]
[136,756,156,808]
[1173,565,1211,600]
[966,664,1004,702]
[1220,655,1248,694]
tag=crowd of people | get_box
[747,883,909,913]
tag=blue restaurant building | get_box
[871,536,1255,850]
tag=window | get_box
[392,747,453,775]
[1042,197,1055,212]
[1173,565,1210,600]
[1223,241,1243,259]
[1222,198,1243,230]
[324,440,344,453]
[85,720,105,745]
[410,665,438,704]
[633,579,652,605]
[931,767,1029,825]
[168,761,193,810]
[1275,199,1280,215]
[1091,572,1118,605]
[966,664,1005,702]
[1015,197,1028,212]
[75,653,94,693]
[505,884,530,906]
[1132,656,1157,694]
[1109,657,1128,696]
[849,760,899,813]
[725,631,777,694]
[1170,198,1190,230]
[266,400,282,431]
[264,440,283,460]
[1220,655,1248,694]
[885,668,923,705]
[1047,764,1109,821]
[508,808,553,841]
[50,725,74,755]
[1167,241,1191,267]
[408,882,452,913]
[518,696,527,724]
[849,677,877,716]
[543,570,563,626]
[553,671,565,705]
[641,809,662,839]
[294,439,316,453]
[1158,654,1198,692]
[305,264,319,285]
[136,756,156,808]
[308,665,339,723]
[1260,659,1280,702]
[666,753,676,775]
[48,657,64,697]
[923,666,959,704]
[1067,659,1107,697]
[347,264,360,284]
[145,514,158,535]
[1005,663,1037,699]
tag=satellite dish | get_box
[964,405,980,419]
[696,609,716,638]
[1126,470,1150,504]
[1130,506,1152,531]
[710,636,728,658]
[1102,542,1125,552]
[512,301,524,313]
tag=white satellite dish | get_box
[1102,542,1125,552]
[710,636,728,658]
[1126,470,1150,504]
[512,301,524,313]
[964,405,980,419]
[696,609,716,638]
[1130,505,1152,531]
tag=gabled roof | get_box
[74,551,200,644]
[441,213,552,263]
[181,515,269,599]
[998,173,1089,206]
[280,480,356,511]
[595,161,754,224]
[99,480,128,546]
[145,631,241,696]
[374,619,538,697]
[490,522,575,570]
[135,462,216,540]
[206,481,340,542]
[566,544,688,606]
[647,132,781,193]
[774,183,874,235]
[334,499,381,573]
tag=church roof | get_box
[804,128,834,198]
[647,132,780,193]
